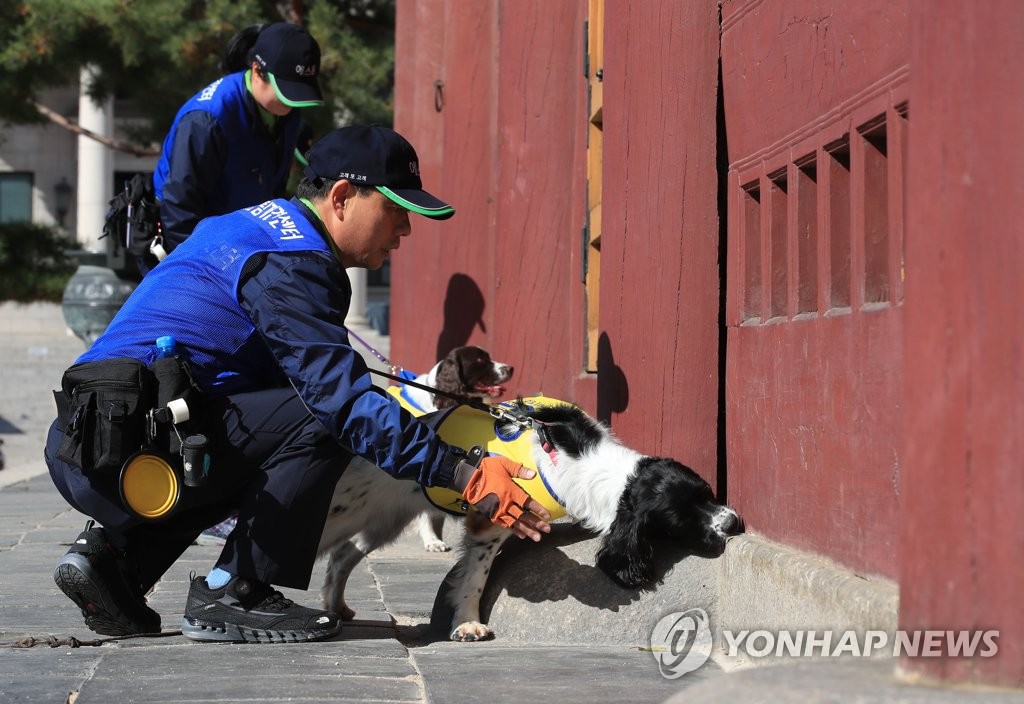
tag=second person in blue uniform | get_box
[150,22,324,269]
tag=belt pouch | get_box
[55,358,155,474]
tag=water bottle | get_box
[153,334,189,425]
[156,335,176,359]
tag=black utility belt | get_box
[54,355,208,487]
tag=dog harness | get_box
[389,394,569,520]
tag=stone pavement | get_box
[0,303,712,704]
[2,471,717,704]
[1,303,1021,703]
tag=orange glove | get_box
[451,448,534,529]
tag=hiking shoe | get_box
[181,573,342,643]
[53,521,161,636]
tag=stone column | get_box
[346,267,368,325]
[76,65,113,252]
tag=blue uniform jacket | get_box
[79,197,461,488]
[152,72,302,253]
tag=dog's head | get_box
[494,398,743,589]
[433,345,514,409]
[596,458,743,589]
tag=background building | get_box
[0,78,157,245]
[0,75,388,329]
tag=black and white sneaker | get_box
[53,521,161,636]
[181,574,342,643]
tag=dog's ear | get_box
[596,512,654,589]
[455,345,489,382]
[432,356,461,409]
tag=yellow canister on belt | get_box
[119,452,181,520]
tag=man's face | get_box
[335,189,412,270]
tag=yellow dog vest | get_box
[386,387,569,520]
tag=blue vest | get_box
[152,72,301,213]
[79,199,453,486]
[80,199,329,395]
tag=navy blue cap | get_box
[304,125,455,220]
[252,23,323,108]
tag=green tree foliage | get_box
[0,0,395,148]
[0,222,78,301]
[307,1,395,131]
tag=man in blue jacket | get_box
[150,22,324,267]
[46,125,551,644]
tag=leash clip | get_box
[487,403,534,431]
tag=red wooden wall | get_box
[393,0,493,369]
[600,0,721,473]
[393,0,1023,689]
[392,0,722,479]
[721,0,908,578]
[392,0,592,407]
[489,2,591,408]
[900,0,1024,687]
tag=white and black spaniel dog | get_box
[393,345,513,551]
[399,345,514,413]
[317,398,743,642]
[442,401,743,640]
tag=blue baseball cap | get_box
[252,23,323,108]
[304,125,455,220]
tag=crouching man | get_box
[45,125,550,643]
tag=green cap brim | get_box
[267,72,324,109]
[377,186,455,220]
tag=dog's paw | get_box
[450,621,494,642]
[422,538,451,552]
[321,592,357,621]
[324,599,356,621]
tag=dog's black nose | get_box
[716,509,743,535]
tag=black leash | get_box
[367,367,536,432]
[366,366,484,410]
[345,328,486,411]
[346,327,536,431]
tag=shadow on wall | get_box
[596,332,629,424]
[435,273,486,359]
[431,280,631,421]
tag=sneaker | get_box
[53,521,161,636]
[194,514,238,547]
[181,573,342,643]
